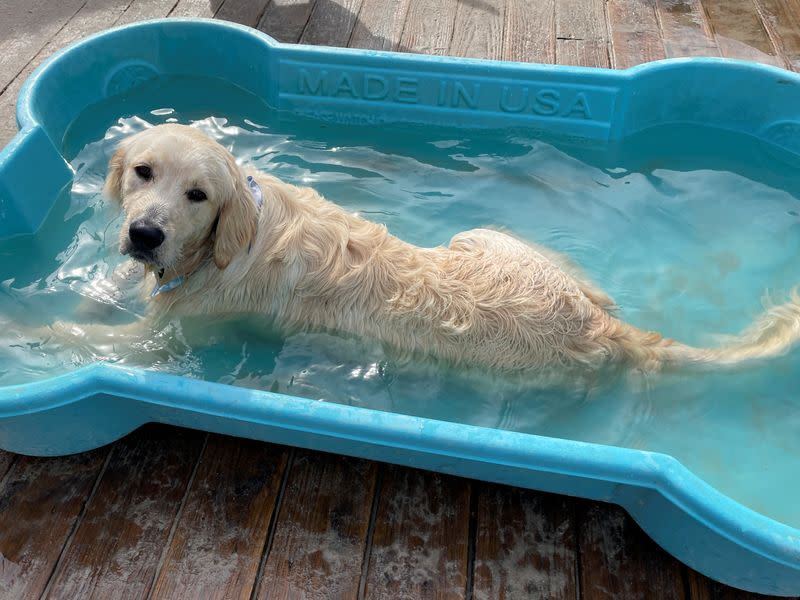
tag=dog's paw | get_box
[31,321,89,347]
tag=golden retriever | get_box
[49,123,800,378]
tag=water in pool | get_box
[1,79,799,529]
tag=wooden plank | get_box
[254,450,377,600]
[754,0,800,70]
[0,0,86,92]
[0,449,109,599]
[116,0,192,26]
[472,484,578,600]
[300,0,365,48]
[686,568,795,599]
[169,0,218,18]
[398,0,459,55]
[448,0,505,60]
[0,0,209,145]
[502,0,555,63]
[0,0,131,145]
[0,0,170,152]
[258,0,319,44]
[348,0,411,51]
[554,0,610,67]
[577,502,685,600]
[363,466,471,600]
[703,0,782,64]
[607,0,666,68]
[0,451,14,481]
[43,425,206,600]
[148,435,289,600]
[215,0,272,27]
[0,0,215,146]
[655,0,720,58]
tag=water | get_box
[1,76,799,528]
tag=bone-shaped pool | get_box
[0,19,798,595]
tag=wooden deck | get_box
[0,0,798,598]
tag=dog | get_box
[44,123,800,379]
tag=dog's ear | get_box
[213,159,258,270]
[103,146,126,202]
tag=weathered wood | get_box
[398,0,459,55]
[0,0,214,146]
[43,425,206,600]
[169,0,219,19]
[258,0,319,43]
[215,0,272,27]
[254,450,377,600]
[472,484,578,600]
[0,449,109,599]
[148,435,289,600]
[502,0,555,63]
[554,0,610,67]
[686,568,796,600]
[607,0,666,68]
[0,0,130,145]
[116,0,196,26]
[363,466,471,600]
[0,0,86,91]
[449,0,505,60]
[754,0,800,70]
[0,0,181,152]
[0,452,14,482]
[349,0,411,51]
[300,0,365,47]
[703,0,781,64]
[577,502,685,600]
[655,0,719,58]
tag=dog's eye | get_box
[134,165,153,180]
[186,189,207,202]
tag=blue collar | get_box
[247,175,263,208]
[151,274,185,297]
[151,176,263,297]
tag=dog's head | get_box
[104,124,258,272]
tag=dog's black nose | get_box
[129,220,165,252]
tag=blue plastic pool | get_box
[0,19,799,596]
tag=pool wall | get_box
[0,19,798,595]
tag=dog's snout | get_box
[129,220,165,252]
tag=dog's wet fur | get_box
[86,123,800,378]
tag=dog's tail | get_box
[618,289,800,371]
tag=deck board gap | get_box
[109,0,137,29]
[252,0,274,35]
[603,0,616,68]
[652,0,666,42]
[248,447,294,600]
[296,0,322,44]
[464,481,479,600]
[0,454,18,490]
[144,432,210,600]
[165,0,184,17]
[356,466,384,600]
[37,446,114,600]
[697,0,724,54]
[752,0,794,69]
[396,1,412,53]
[681,564,693,599]
[445,1,460,57]
[0,0,89,99]
[574,501,583,600]
[550,0,557,62]
[346,0,370,49]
